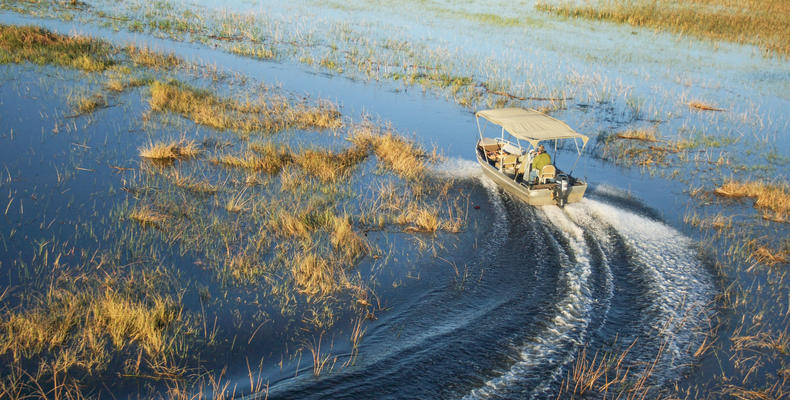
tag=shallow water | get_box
[0,1,788,398]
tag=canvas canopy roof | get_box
[476,108,589,148]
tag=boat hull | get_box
[476,153,586,206]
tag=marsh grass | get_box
[0,272,188,387]
[129,205,167,226]
[615,128,658,142]
[537,0,790,56]
[126,44,181,69]
[72,93,106,114]
[0,25,114,71]
[330,215,369,262]
[139,139,201,161]
[688,100,724,112]
[349,124,431,180]
[715,180,790,222]
[744,239,789,267]
[293,249,338,297]
[167,170,218,195]
[212,147,291,174]
[149,80,342,134]
[294,144,370,183]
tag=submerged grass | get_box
[536,0,790,56]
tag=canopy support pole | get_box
[476,115,490,163]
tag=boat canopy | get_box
[475,108,589,149]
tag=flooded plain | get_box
[0,0,788,398]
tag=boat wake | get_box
[464,190,713,399]
[265,183,714,400]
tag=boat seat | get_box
[479,138,501,153]
[499,154,518,171]
[539,165,556,184]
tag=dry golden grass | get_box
[615,129,658,142]
[0,283,181,374]
[349,124,428,180]
[267,211,311,239]
[224,190,250,213]
[73,94,106,114]
[715,180,790,222]
[537,0,790,56]
[129,205,167,226]
[92,290,179,356]
[330,215,369,262]
[744,239,789,266]
[688,100,725,112]
[167,171,218,195]
[0,25,114,71]
[149,80,342,134]
[396,203,440,233]
[106,78,125,92]
[139,139,200,161]
[294,144,370,182]
[292,250,337,297]
[126,44,181,70]
[211,150,290,174]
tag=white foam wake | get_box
[580,199,712,378]
[464,205,593,399]
[430,157,482,179]
[463,197,712,399]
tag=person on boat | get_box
[529,145,551,181]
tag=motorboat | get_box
[474,108,589,207]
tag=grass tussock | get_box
[396,203,441,233]
[292,250,338,297]
[149,80,342,134]
[212,148,291,174]
[167,171,218,195]
[129,205,168,226]
[294,144,370,182]
[536,0,790,56]
[73,93,106,114]
[715,180,790,222]
[139,139,201,161]
[688,100,724,112]
[126,44,181,69]
[0,25,113,71]
[349,124,430,180]
[615,129,658,142]
[745,239,789,267]
[330,215,369,262]
[0,284,181,373]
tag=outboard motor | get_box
[554,174,571,207]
